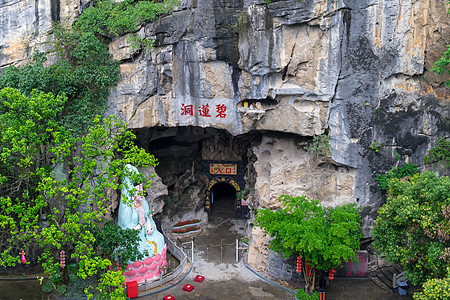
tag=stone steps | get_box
[371,276,394,294]
[371,264,404,294]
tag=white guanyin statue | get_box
[118,164,167,284]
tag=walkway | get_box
[143,199,295,299]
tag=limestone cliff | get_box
[1,0,449,278]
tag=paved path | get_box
[142,260,296,299]
[144,204,296,300]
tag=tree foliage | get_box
[255,195,361,293]
[92,221,144,267]
[0,88,157,299]
[423,138,450,167]
[0,30,120,136]
[0,0,179,135]
[372,172,450,285]
[0,1,178,299]
[375,163,420,191]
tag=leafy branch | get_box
[423,137,450,167]
[299,134,331,159]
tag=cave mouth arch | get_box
[206,178,240,218]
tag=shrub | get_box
[372,172,450,285]
[295,289,319,300]
[414,277,450,300]
[375,163,419,191]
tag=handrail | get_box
[136,226,192,293]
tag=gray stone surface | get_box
[0,0,80,67]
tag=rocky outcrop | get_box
[1,0,449,278]
[0,0,84,67]
[252,135,355,210]
[111,0,450,275]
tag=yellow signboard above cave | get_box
[209,164,237,175]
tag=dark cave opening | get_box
[210,182,237,218]
[132,126,255,215]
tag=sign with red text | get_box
[181,103,228,119]
[335,251,368,278]
[209,164,237,175]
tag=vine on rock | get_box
[75,0,180,51]
[423,137,450,167]
[298,134,331,159]
[432,2,450,87]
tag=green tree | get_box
[0,31,120,136]
[375,163,420,191]
[0,0,179,135]
[0,2,179,298]
[255,195,362,293]
[0,88,157,299]
[423,138,450,167]
[372,172,450,285]
[432,1,450,87]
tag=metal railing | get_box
[137,229,193,292]
[179,239,194,264]
[191,237,248,262]
[235,239,248,262]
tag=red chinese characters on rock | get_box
[216,104,227,118]
[357,255,366,277]
[181,104,194,116]
[199,104,211,117]
[209,164,237,175]
[181,103,227,118]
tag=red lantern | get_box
[329,268,336,281]
[296,257,302,273]
[21,250,26,264]
[60,250,65,269]
[306,260,312,276]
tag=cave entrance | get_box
[206,177,241,218]
[132,126,255,217]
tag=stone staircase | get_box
[370,264,404,294]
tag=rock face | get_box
[0,0,83,67]
[1,0,449,279]
[252,135,355,209]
